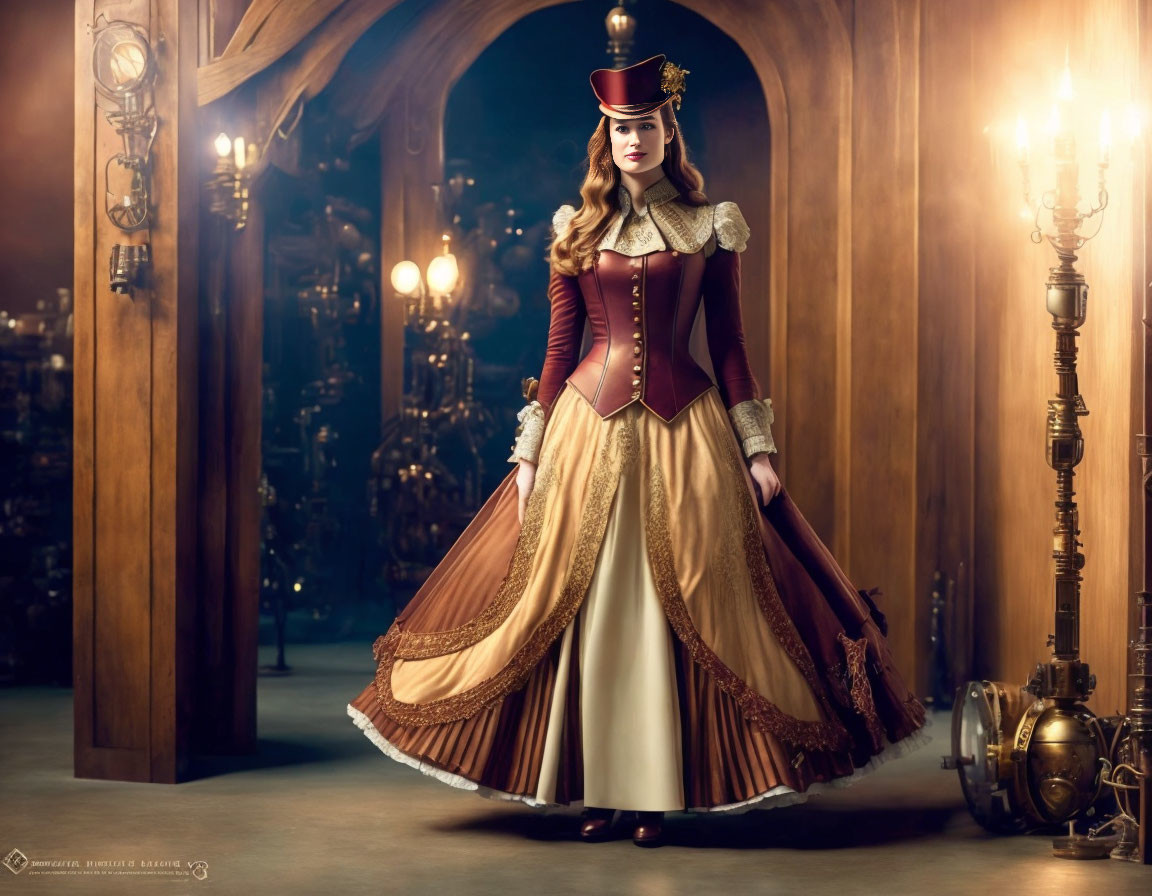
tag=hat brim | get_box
[598,95,677,119]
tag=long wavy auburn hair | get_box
[548,103,709,278]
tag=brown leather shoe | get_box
[631,810,664,847]
[579,806,616,841]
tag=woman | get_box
[348,53,931,848]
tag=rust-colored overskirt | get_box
[348,382,930,811]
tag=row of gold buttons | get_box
[631,258,643,399]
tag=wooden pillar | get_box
[73,0,201,782]
[196,193,263,757]
[378,90,446,425]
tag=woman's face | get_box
[609,114,673,176]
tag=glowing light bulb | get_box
[427,253,460,296]
[214,132,232,158]
[390,260,421,295]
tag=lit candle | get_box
[1099,109,1111,165]
[234,136,246,171]
[1057,61,1073,103]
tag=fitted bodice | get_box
[566,248,716,422]
[532,189,759,432]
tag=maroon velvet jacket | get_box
[535,245,760,424]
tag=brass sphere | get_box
[1023,703,1103,824]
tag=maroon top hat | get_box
[590,53,689,119]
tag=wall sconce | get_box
[91,18,157,233]
[391,234,461,319]
[207,132,257,230]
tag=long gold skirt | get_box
[348,382,931,812]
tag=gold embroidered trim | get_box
[506,399,546,464]
[651,199,712,255]
[728,397,777,458]
[388,454,560,661]
[713,201,750,253]
[612,211,668,255]
[625,176,680,211]
[719,431,846,727]
[372,414,631,726]
[577,179,748,259]
[616,404,640,470]
[837,631,886,752]
[598,177,715,256]
[644,456,851,753]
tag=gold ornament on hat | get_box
[659,60,689,110]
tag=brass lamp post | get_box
[1010,61,1108,838]
[945,59,1146,856]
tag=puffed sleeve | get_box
[702,201,777,458]
[507,205,587,465]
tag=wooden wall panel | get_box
[918,0,977,695]
[849,0,922,690]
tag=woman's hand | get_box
[515,459,537,524]
[748,452,781,507]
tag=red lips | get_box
[626,152,646,160]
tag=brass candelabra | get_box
[945,60,1151,862]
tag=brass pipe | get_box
[1133,591,1152,862]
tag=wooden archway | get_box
[76,0,936,782]
[199,0,858,546]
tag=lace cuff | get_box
[727,397,777,458]
[506,400,546,464]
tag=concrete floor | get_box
[1,642,1149,895]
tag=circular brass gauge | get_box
[949,679,1031,832]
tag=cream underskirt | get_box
[534,455,685,811]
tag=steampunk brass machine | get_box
[944,63,1151,862]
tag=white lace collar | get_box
[550,180,750,259]
[597,175,716,256]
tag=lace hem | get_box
[347,703,550,807]
[690,711,937,814]
[348,703,936,814]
